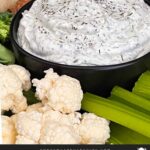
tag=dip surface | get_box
[18,0,150,66]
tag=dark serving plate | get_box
[10,0,150,97]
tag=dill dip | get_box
[18,0,150,66]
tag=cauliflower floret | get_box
[26,103,43,112]
[32,69,83,113]
[16,136,37,144]
[26,103,81,126]
[11,114,17,127]
[2,116,17,144]
[32,68,59,102]
[13,109,81,144]
[8,65,31,91]
[40,110,81,144]
[40,122,81,144]
[0,65,28,113]
[26,103,53,113]
[43,110,81,127]
[47,75,83,113]
[79,113,110,144]
[38,104,52,113]
[15,111,42,142]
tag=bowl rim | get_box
[10,0,150,70]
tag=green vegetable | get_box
[108,122,150,144]
[110,86,150,113]
[23,89,40,105]
[81,93,150,138]
[0,43,15,64]
[0,12,13,25]
[133,71,150,100]
[0,12,13,43]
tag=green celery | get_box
[109,95,149,115]
[133,85,150,100]
[139,71,150,79]
[134,74,150,88]
[109,95,125,103]
[108,122,150,144]
[111,86,150,113]
[86,93,150,120]
[81,93,150,138]
[133,71,150,100]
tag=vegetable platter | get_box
[0,0,150,145]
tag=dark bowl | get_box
[145,0,150,5]
[10,0,150,97]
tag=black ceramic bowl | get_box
[10,0,150,97]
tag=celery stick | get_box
[108,122,150,144]
[86,93,150,120]
[133,85,150,100]
[133,92,150,100]
[81,93,150,138]
[109,95,122,101]
[111,86,150,113]
[133,71,150,100]
[137,78,150,85]
[144,71,150,76]
[109,95,149,115]
[134,84,150,92]
[134,78,150,88]
[139,71,150,79]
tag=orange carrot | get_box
[9,0,30,14]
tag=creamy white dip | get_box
[18,0,150,66]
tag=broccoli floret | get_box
[0,12,13,25]
[0,20,10,42]
[0,12,13,43]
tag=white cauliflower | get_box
[6,103,110,144]
[26,103,43,112]
[1,67,110,145]
[47,75,83,113]
[26,103,81,127]
[78,113,110,144]
[32,68,83,113]
[8,65,31,91]
[43,110,81,127]
[26,103,54,114]
[0,64,30,113]
[32,69,59,102]
[16,136,37,144]
[40,110,81,144]
[40,122,81,144]
[2,116,17,144]
[13,105,81,144]
[38,104,53,113]
[15,111,43,143]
